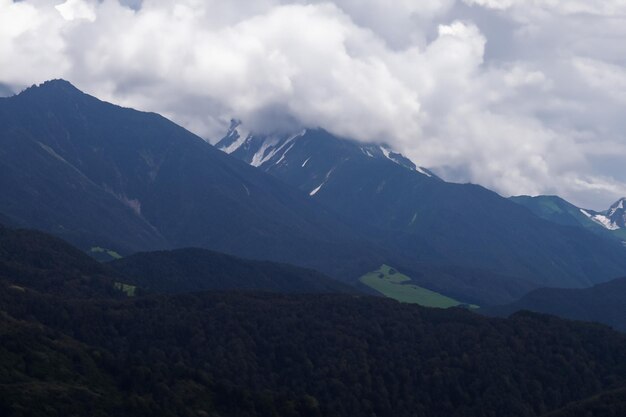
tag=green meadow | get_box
[91,246,123,260]
[360,265,477,309]
[114,282,137,297]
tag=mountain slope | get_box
[109,248,354,294]
[482,276,626,332]
[511,195,626,242]
[0,224,126,298]
[0,80,388,279]
[218,128,626,289]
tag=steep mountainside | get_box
[109,248,354,294]
[0,80,388,279]
[511,195,626,242]
[482,276,626,332]
[218,127,626,289]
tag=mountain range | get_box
[3,80,626,306]
[217,125,626,292]
[482,275,626,332]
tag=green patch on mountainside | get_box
[90,246,122,261]
[114,282,136,297]
[360,265,477,308]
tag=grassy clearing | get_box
[90,247,122,260]
[360,265,477,309]
[114,282,137,297]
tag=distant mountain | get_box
[511,195,626,242]
[218,119,435,176]
[482,276,626,332]
[109,248,355,295]
[218,127,626,290]
[0,80,387,279]
[6,80,626,306]
[591,198,626,230]
[0,81,530,305]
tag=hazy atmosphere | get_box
[2,0,626,208]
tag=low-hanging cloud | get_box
[1,0,626,209]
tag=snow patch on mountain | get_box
[592,214,620,231]
[222,134,248,154]
[218,120,250,154]
[374,145,432,177]
[580,201,625,231]
[310,166,337,196]
[310,183,324,196]
[217,124,437,180]
[250,130,305,167]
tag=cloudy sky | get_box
[2,0,626,209]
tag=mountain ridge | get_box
[218,125,626,290]
[511,195,626,242]
[481,276,626,332]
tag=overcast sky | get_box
[2,0,626,209]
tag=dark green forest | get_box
[108,248,354,295]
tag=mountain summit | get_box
[217,124,436,181]
[600,197,626,229]
[578,198,626,232]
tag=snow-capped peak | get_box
[608,197,626,214]
[216,126,436,180]
[359,144,432,177]
[580,198,626,231]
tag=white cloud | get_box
[463,0,626,16]
[1,0,626,209]
[56,0,96,22]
